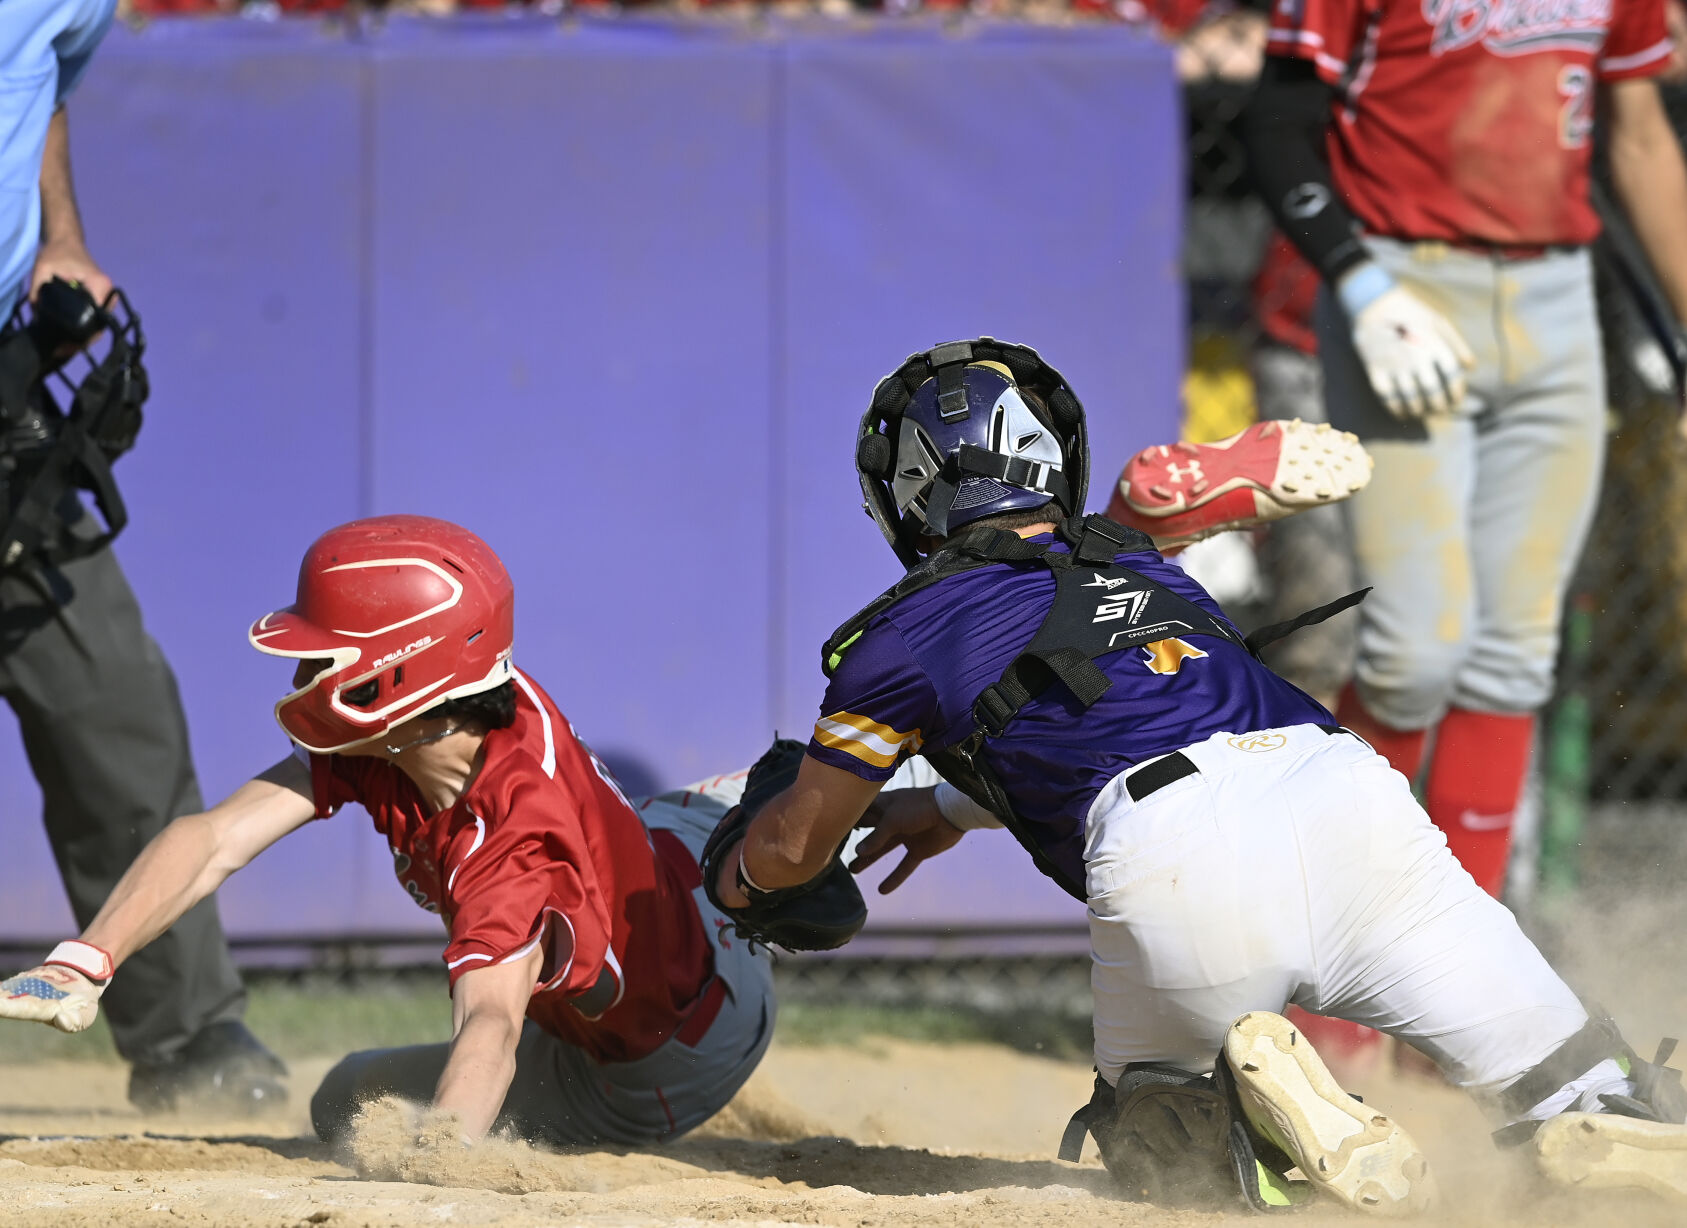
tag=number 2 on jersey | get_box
[1557,66,1593,151]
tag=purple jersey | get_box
[809,537,1332,887]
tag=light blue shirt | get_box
[0,0,114,318]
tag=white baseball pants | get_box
[1086,723,1586,1111]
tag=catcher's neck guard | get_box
[855,337,1090,570]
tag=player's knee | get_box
[309,1051,371,1143]
[1355,639,1467,729]
[1455,639,1556,715]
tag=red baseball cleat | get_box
[1107,419,1372,551]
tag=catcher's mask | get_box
[0,278,148,570]
[855,338,1088,568]
[249,515,515,754]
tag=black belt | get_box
[1125,725,1350,802]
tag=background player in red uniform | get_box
[0,515,774,1145]
[1243,0,1687,900]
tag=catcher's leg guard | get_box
[1059,1062,1310,1212]
[1498,1008,1687,1201]
[1492,1006,1687,1140]
[1224,1011,1437,1216]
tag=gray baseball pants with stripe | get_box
[1316,237,1606,728]
[310,791,775,1146]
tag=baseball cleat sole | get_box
[1536,1112,1687,1202]
[1106,419,1373,550]
[1224,1011,1436,1217]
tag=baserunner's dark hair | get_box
[423,680,518,731]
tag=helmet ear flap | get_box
[857,432,894,480]
[1045,388,1083,431]
[873,378,911,418]
[999,348,1042,384]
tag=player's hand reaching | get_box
[1339,263,1476,419]
[850,787,965,894]
[0,964,105,1033]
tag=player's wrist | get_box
[1336,260,1398,318]
[44,940,114,985]
[736,845,776,897]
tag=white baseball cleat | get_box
[1106,419,1374,551]
[1535,1112,1687,1202]
[1224,1011,1437,1217]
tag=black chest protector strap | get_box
[971,541,1249,738]
[1244,586,1371,657]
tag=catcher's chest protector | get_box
[824,517,1238,899]
[824,515,1365,900]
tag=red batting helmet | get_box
[249,515,515,754]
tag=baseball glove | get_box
[700,737,868,952]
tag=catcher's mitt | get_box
[700,737,867,952]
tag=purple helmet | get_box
[855,338,1089,568]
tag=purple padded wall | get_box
[0,16,1180,945]
[775,25,1181,929]
[365,19,777,794]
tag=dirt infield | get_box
[0,1035,1682,1228]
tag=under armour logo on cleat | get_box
[1164,460,1204,484]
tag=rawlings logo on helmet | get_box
[248,515,515,754]
[372,637,434,670]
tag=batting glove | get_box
[0,941,113,1033]
[1340,262,1476,419]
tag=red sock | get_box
[1283,1005,1382,1081]
[1423,707,1535,897]
[1335,683,1429,783]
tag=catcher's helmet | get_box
[855,338,1088,568]
[249,515,515,754]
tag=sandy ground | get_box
[0,1036,1682,1228]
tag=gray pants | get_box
[311,792,775,1146]
[1250,342,1357,703]
[1317,238,1606,728]
[0,540,246,1066]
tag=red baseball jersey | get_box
[307,670,713,1064]
[1267,0,1672,244]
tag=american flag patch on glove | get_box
[3,976,69,1001]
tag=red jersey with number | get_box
[307,669,712,1064]
[1266,0,1672,244]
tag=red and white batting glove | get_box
[0,941,113,1033]
[1340,263,1476,419]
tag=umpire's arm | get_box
[713,755,882,908]
[30,106,110,306]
